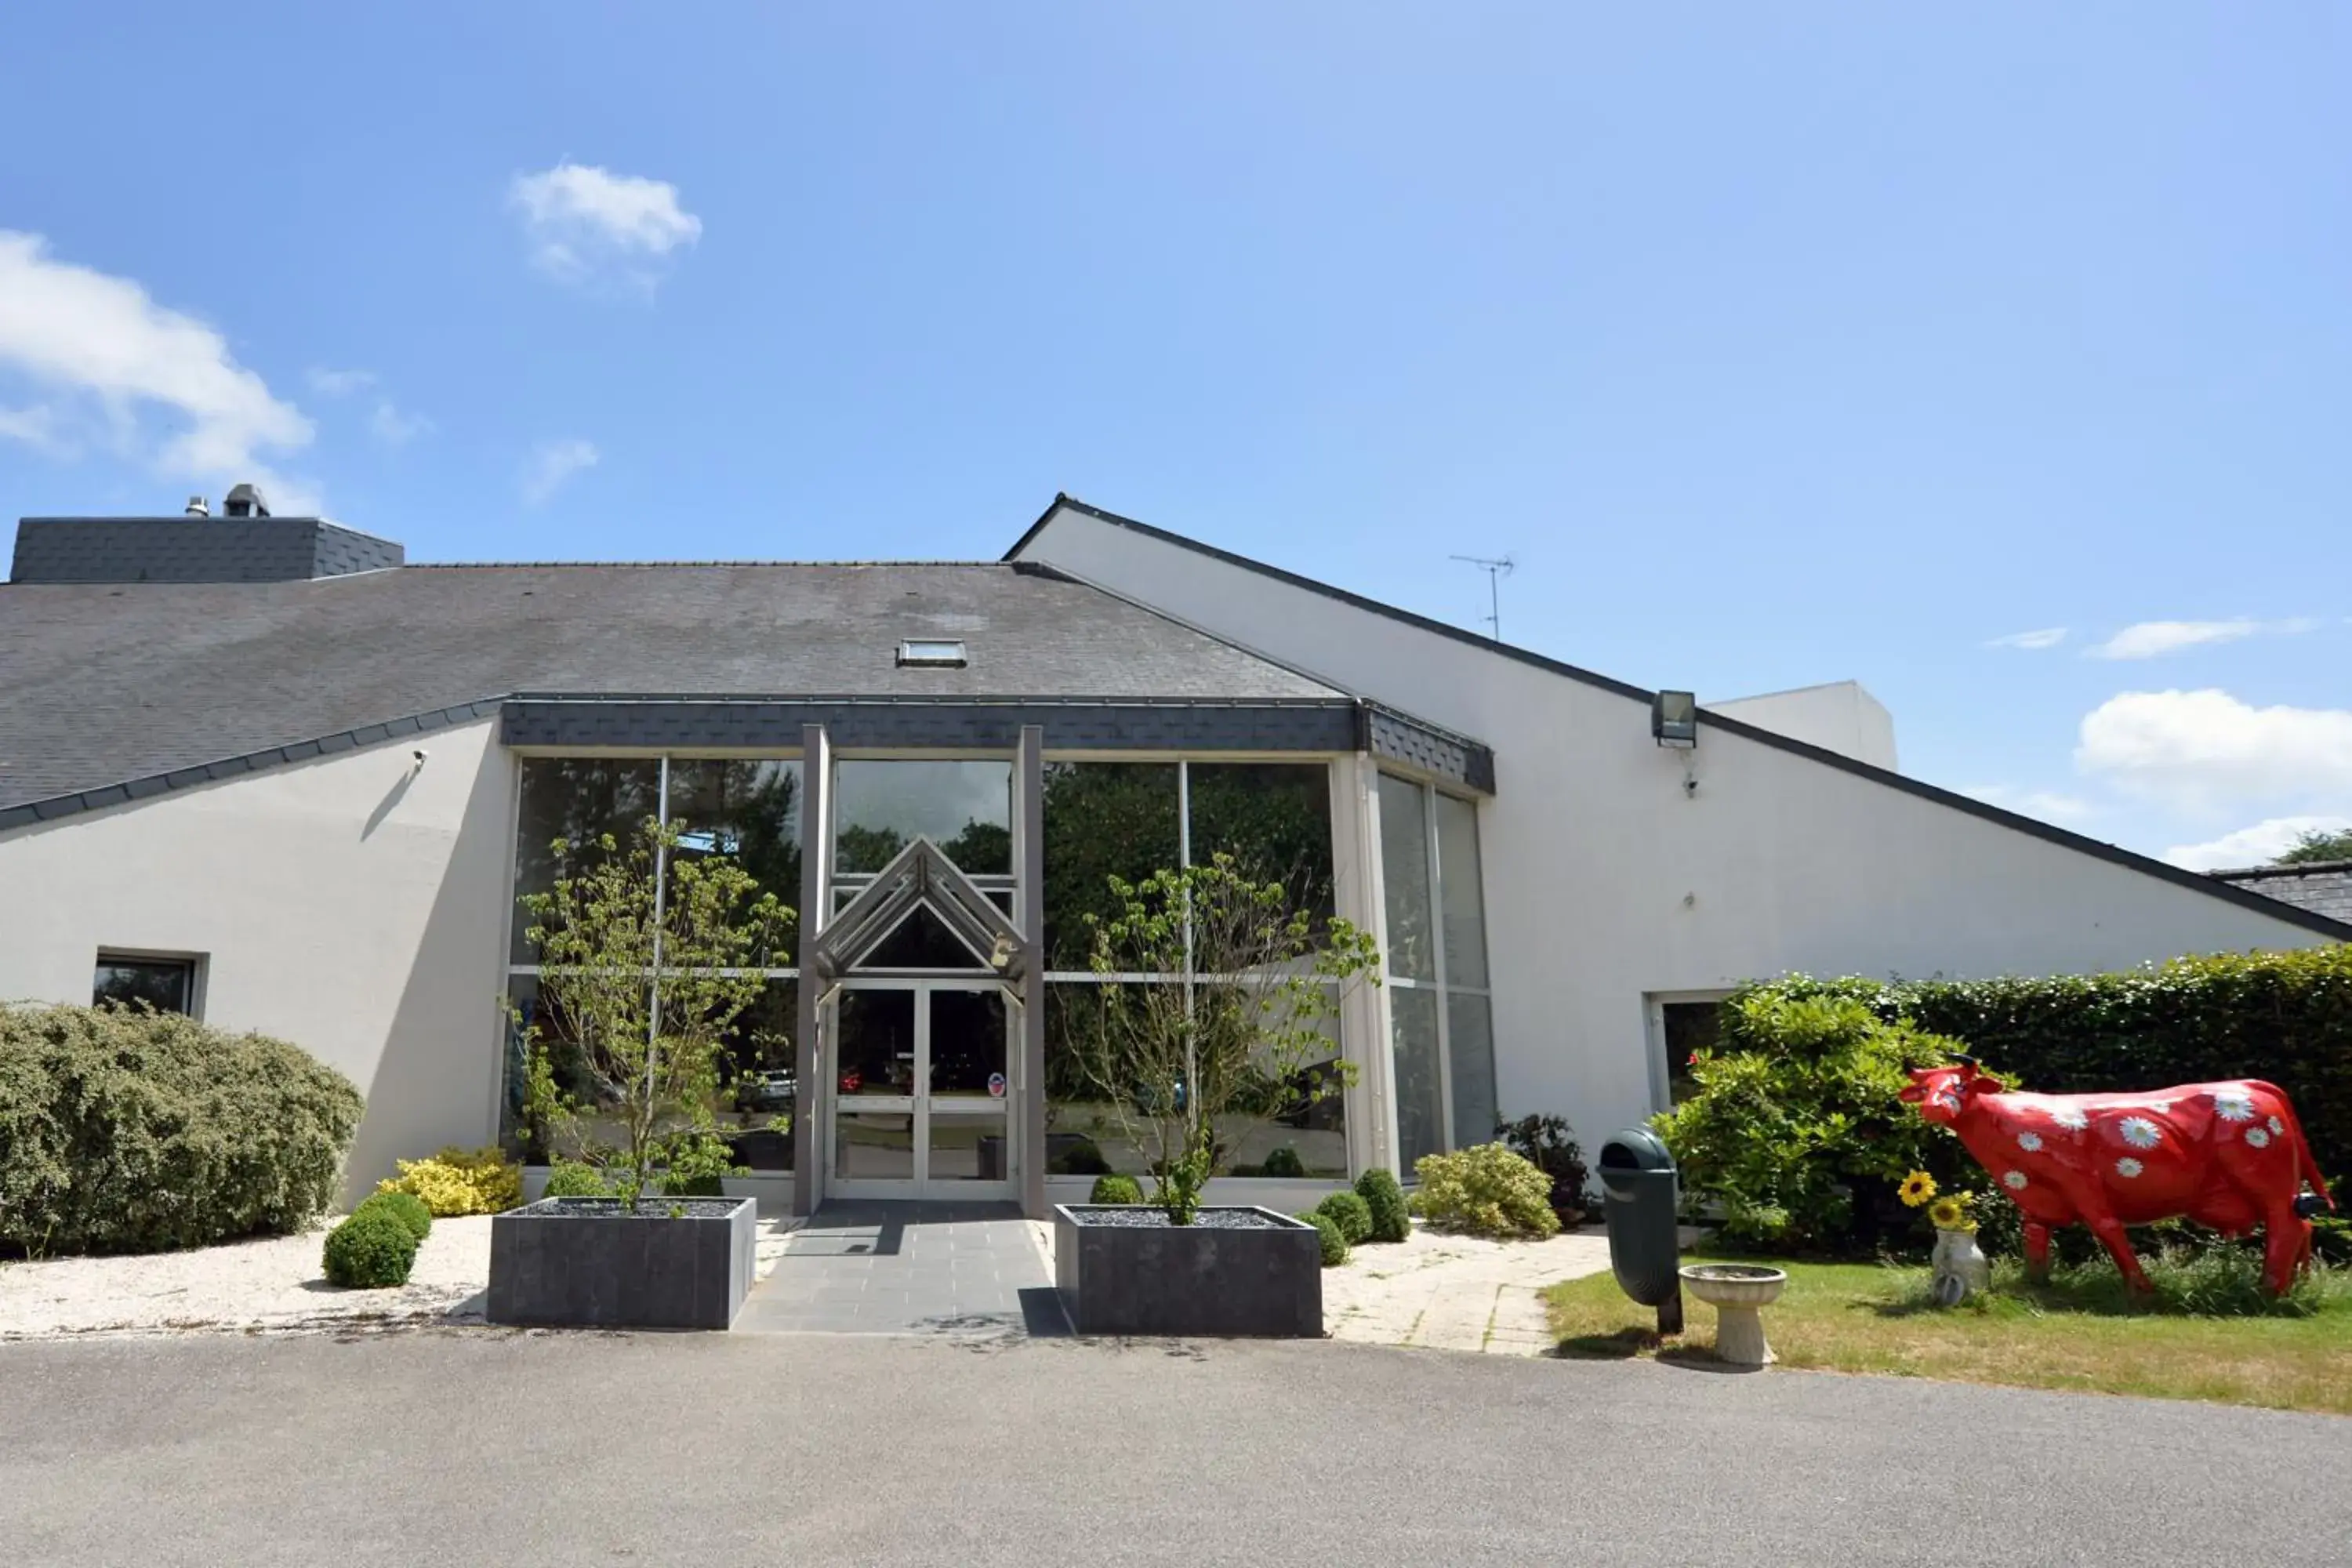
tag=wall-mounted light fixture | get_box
[1652,690,1697,749]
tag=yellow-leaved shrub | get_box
[377,1145,522,1217]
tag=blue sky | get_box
[2,5,2345,867]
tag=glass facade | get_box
[1379,774,1497,1170]
[833,760,1013,876]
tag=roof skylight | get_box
[897,638,968,668]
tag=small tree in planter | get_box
[1068,854,1379,1225]
[517,816,793,1207]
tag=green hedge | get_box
[1720,946,2352,1186]
[0,1004,365,1256]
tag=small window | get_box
[93,953,200,1016]
[896,639,968,668]
[1660,1000,1719,1105]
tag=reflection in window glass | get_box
[1661,1001,1719,1107]
[1446,993,1498,1150]
[718,980,799,1170]
[836,988,917,1096]
[1041,980,1346,1180]
[93,956,196,1016]
[666,760,803,960]
[860,906,989,971]
[1391,986,1445,1171]
[834,760,1014,875]
[1377,774,1434,981]
[1041,762,1180,971]
[510,758,662,963]
[1188,763,1334,926]
[1434,793,1489,990]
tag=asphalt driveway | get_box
[1,1331,2344,1566]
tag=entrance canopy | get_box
[808,835,1029,983]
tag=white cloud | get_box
[0,230,314,497]
[369,401,431,447]
[1958,785,2099,823]
[2085,619,2319,660]
[2075,688,2352,808]
[1986,627,2068,651]
[509,162,702,289]
[307,367,376,397]
[2162,815,2352,872]
[0,402,67,455]
[521,437,598,505]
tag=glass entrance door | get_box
[829,982,1014,1200]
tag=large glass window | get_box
[1379,776,1496,1169]
[1042,759,1345,1180]
[510,759,662,962]
[506,755,802,1165]
[93,953,198,1016]
[833,760,1013,876]
[1041,761,1180,970]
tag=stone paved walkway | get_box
[735,1202,1061,1336]
[1322,1225,1614,1356]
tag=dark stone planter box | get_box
[488,1196,757,1330]
[1054,1204,1322,1338]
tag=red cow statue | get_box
[1900,1059,2334,1296]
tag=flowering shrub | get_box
[378,1145,522,1218]
[1410,1144,1559,1239]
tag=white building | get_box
[4,493,2340,1214]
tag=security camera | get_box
[411,749,428,765]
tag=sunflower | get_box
[1928,1196,1972,1231]
[1897,1171,1937,1207]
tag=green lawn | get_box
[1543,1253,2352,1415]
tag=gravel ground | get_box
[0,1211,804,1340]
[2,1331,2343,1566]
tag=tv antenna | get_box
[1450,554,1515,641]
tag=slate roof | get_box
[2212,862,2352,927]
[0,560,1353,816]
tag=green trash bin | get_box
[1599,1127,1683,1334]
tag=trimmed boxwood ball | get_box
[1088,1174,1143,1206]
[1354,1167,1410,1243]
[0,1003,364,1256]
[1299,1210,1348,1266]
[1260,1145,1306,1179]
[1316,1190,1374,1245]
[322,1209,419,1289]
[355,1189,431,1243]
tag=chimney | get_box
[184,495,210,517]
[221,482,270,519]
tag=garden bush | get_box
[377,1145,523,1217]
[1088,1174,1143,1205]
[1300,1210,1348,1266]
[1354,1167,1410,1243]
[542,1160,612,1199]
[1653,993,1968,1253]
[1410,1144,1559,1239]
[0,1003,365,1257]
[1316,1190,1373,1245]
[1260,1145,1307,1179]
[1495,1113,1592,1226]
[1050,1138,1112,1176]
[1719,949,2351,1190]
[354,1189,431,1243]
[321,1208,418,1288]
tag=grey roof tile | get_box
[0,561,1345,811]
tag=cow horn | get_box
[1951,1052,1981,1069]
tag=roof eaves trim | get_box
[0,699,506,835]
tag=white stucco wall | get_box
[1711,680,1898,771]
[1014,506,2334,1149]
[0,720,515,1196]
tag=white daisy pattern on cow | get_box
[2246,1127,2271,1149]
[2214,1090,2256,1123]
[2119,1117,2162,1149]
[2268,1116,2285,1135]
[2003,1171,2029,1190]
[2017,1131,2044,1152]
[2115,1158,2143,1178]
[2049,1107,2089,1131]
